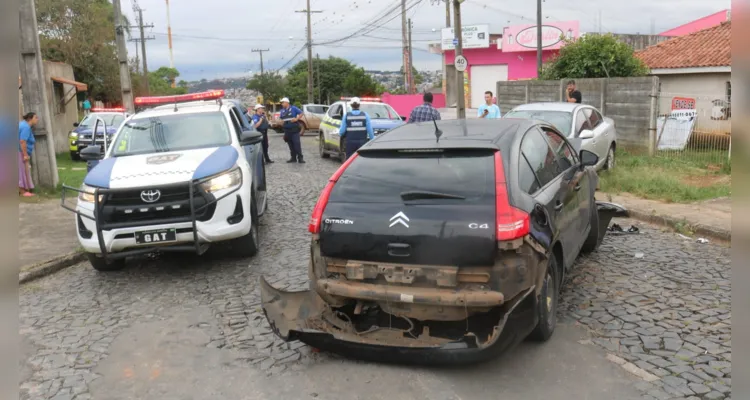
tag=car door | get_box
[583,108,610,158]
[328,103,344,151]
[541,126,589,250]
[229,108,262,191]
[519,127,581,269]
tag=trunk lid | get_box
[319,149,497,266]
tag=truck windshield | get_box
[347,104,400,120]
[79,114,125,128]
[111,112,232,157]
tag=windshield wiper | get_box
[400,190,466,201]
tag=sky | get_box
[121,0,731,82]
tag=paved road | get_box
[19,135,731,400]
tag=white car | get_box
[504,102,617,171]
[62,90,268,271]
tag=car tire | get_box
[70,151,81,161]
[580,201,601,254]
[86,253,126,272]
[340,137,347,163]
[604,144,615,171]
[528,255,560,342]
[231,196,260,257]
[319,134,329,158]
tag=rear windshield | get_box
[504,110,573,136]
[306,105,328,114]
[329,150,496,204]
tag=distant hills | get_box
[187,78,249,93]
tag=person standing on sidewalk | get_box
[477,91,501,119]
[18,112,38,197]
[407,92,441,123]
[82,98,92,115]
[279,97,305,163]
[251,104,274,164]
[565,80,582,104]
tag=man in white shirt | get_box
[477,91,501,119]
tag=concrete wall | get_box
[656,72,731,133]
[497,76,660,151]
[42,61,80,154]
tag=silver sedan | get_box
[503,102,617,171]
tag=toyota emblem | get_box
[140,189,161,203]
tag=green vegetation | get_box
[25,154,87,201]
[540,34,650,80]
[598,150,731,203]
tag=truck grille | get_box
[99,184,216,226]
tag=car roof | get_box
[362,119,537,151]
[510,102,583,112]
[134,101,230,119]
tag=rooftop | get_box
[636,21,731,70]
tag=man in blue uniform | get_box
[251,104,273,164]
[279,97,305,163]
[339,97,374,160]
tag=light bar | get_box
[134,90,225,107]
[340,97,381,102]
[90,107,126,113]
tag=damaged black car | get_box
[260,118,627,365]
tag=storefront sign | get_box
[671,96,696,110]
[502,21,580,52]
[441,25,490,51]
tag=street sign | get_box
[454,55,467,72]
[452,38,458,46]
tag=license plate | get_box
[135,228,177,244]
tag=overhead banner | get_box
[441,24,490,51]
[502,21,580,52]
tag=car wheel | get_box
[340,137,347,163]
[580,200,601,254]
[319,134,329,158]
[604,144,615,171]
[231,196,259,257]
[86,253,126,271]
[70,151,81,161]
[528,255,559,342]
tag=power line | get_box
[314,0,423,46]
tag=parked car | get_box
[268,104,328,136]
[260,118,628,365]
[503,102,617,171]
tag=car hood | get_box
[74,126,118,135]
[371,119,405,130]
[83,146,239,189]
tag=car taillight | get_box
[308,153,359,233]
[494,151,530,241]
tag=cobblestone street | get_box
[19,135,731,400]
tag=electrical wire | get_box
[313,0,423,46]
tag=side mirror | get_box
[579,129,595,139]
[400,116,407,121]
[80,145,104,161]
[73,122,79,127]
[240,130,263,145]
[579,149,599,167]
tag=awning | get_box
[50,76,88,92]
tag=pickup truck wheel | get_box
[319,134,329,158]
[86,253,126,271]
[231,196,259,257]
[580,200,601,254]
[528,255,559,342]
[70,151,81,161]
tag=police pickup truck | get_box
[318,97,405,161]
[68,107,130,161]
[62,90,268,271]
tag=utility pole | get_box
[136,8,154,94]
[296,2,322,104]
[20,0,58,187]
[129,38,140,74]
[408,19,415,94]
[536,0,543,77]
[252,49,269,75]
[453,0,465,119]
[112,0,134,112]
[445,0,451,27]
[316,53,321,104]
[401,0,410,92]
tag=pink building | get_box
[659,9,730,37]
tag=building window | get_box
[53,81,65,114]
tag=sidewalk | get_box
[438,108,480,120]
[598,192,731,241]
[19,199,79,269]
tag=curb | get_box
[624,207,731,243]
[19,251,85,285]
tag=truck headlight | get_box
[69,131,78,138]
[200,167,242,193]
[78,184,103,203]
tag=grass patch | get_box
[598,149,731,203]
[26,153,87,201]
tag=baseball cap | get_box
[350,97,361,104]
[254,104,265,110]
[280,97,290,103]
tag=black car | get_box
[260,118,627,365]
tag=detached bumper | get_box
[596,201,629,243]
[259,277,538,365]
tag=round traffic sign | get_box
[454,55,467,72]
[452,38,458,46]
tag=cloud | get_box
[126,0,729,81]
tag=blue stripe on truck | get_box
[192,146,239,180]
[83,157,117,188]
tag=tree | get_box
[246,72,286,104]
[284,57,382,104]
[147,67,188,95]
[399,65,424,85]
[540,34,650,80]
[36,0,131,102]
[342,68,381,97]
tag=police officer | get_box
[279,97,305,163]
[339,97,374,160]
[251,104,273,164]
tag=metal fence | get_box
[654,91,731,169]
